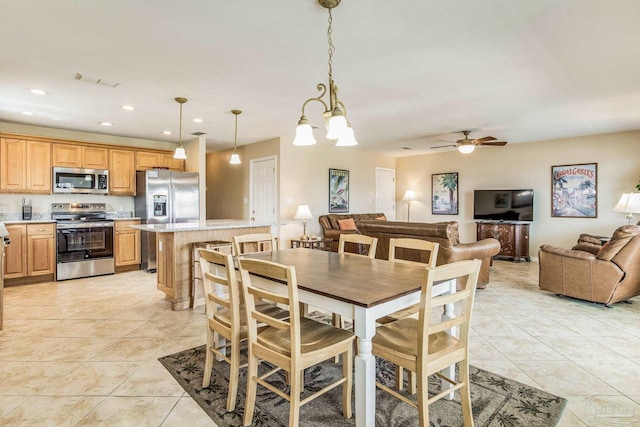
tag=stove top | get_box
[51,203,111,223]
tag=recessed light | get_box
[21,111,34,115]
[99,122,113,126]
[30,89,47,95]
[122,105,135,111]
[193,118,203,123]
[162,130,172,135]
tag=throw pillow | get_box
[338,218,357,230]
[375,216,385,220]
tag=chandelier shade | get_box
[173,97,188,159]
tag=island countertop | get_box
[129,219,280,233]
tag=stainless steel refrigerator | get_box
[135,170,199,271]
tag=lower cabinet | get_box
[5,223,55,281]
[156,233,175,298]
[115,220,141,270]
[476,221,531,262]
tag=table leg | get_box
[353,308,376,427]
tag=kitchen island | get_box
[130,220,277,310]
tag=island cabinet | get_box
[0,138,51,194]
[52,143,108,169]
[109,149,136,195]
[135,151,185,171]
[5,223,56,283]
[114,220,141,271]
[476,221,531,262]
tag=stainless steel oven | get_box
[52,203,115,281]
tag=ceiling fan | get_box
[431,130,508,153]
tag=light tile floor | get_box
[1,261,639,426]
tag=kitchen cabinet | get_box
[476,221,531,262]
[4,223,55,280]
[156,233,175,299]
[52,143,108,169]
[0,138,51,193]
[135,150,185,171]
[109,149,136,195]
[115,220,141,270]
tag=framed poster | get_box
[551,163,597,218]
[329,168,349,213]
[432,172,458,215]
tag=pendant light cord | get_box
[179,102,183,145]
[327,7,334,86]
[233,112,238,153]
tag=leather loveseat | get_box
[539,225,640,305]
[318,213,387,252]
[318,213,500,288]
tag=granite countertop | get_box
[130,219,280,233]
[114,217,141,221]
[2,220,57,225]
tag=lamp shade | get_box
[293,123,317,146]
[229,152,241,165]
[173,145,187,159]
[402,190,416,202]
[613,193,640,214]
[458,144,475,154]
[293,205,313,220]
[335,124,358,147]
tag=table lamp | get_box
[402,190,417,221]
[612,192,640,224]
[294,205,313,240]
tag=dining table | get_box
[242,248,456,427]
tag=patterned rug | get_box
[159,345,566,427]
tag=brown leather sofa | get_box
[318,213,501,288]
[539,225,640,305]
[318,213,387,252]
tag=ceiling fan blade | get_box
[474,136,496,142]
[431,144,457,149]
[479,141,507,146]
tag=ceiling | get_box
[1,0,639,157]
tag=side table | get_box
[290,238,333,251]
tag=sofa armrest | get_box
[322,228,360,252]
[449,238,501,261]
[539,244,596,260]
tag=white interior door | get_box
[375,167,396,220]
[250,156,277,223]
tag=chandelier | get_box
[293,0,357,147]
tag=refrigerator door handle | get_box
[169,183,175,223]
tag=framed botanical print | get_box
[432,172,458,215]
[551,163,597,218]
[329,168,349,213]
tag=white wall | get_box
[396,130,640,253]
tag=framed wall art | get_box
[432,172,458,215]
[551,163,597,218]
[329,168,349,213]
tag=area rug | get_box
[159,345,566,427]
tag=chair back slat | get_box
[389,238,439,268]
[233,233,278,255]
[338,234,378,258]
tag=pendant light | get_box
[229,109,242,165]
[293,0,357,147]
[173,97,188,159]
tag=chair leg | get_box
[289,368,301,427]
[408,371,417,395]
[333,313,342,363]
[243,353,259,426]
[459,361,474,427]
[202,329,214,388]
[395,365,404,391]
[342,344,353,419]
[226,338,240,411]
[417,367,429,427]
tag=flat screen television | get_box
[473,189,534,221]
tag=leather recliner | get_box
[539,225,640,305]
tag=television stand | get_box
[476,221,531,262]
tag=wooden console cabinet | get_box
[476,221,531,262]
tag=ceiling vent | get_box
[74,73,120,88]
[191,132,207,136]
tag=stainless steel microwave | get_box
[52,167,109,194]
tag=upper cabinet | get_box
[136,150,184,171]
[0,138,51,193]
[109,149,135,195]
[52,143,108,169]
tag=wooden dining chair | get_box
[378,238,440,393]
[232,233,278,256]
[238,257,355,427]
[372,259,481,427]
[198,248,286,412]
[337,233,378,258]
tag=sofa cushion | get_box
[358,220,460,245]
[338,218,357,230]
[596,225,640,261]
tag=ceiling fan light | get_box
[458,144,475,154]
